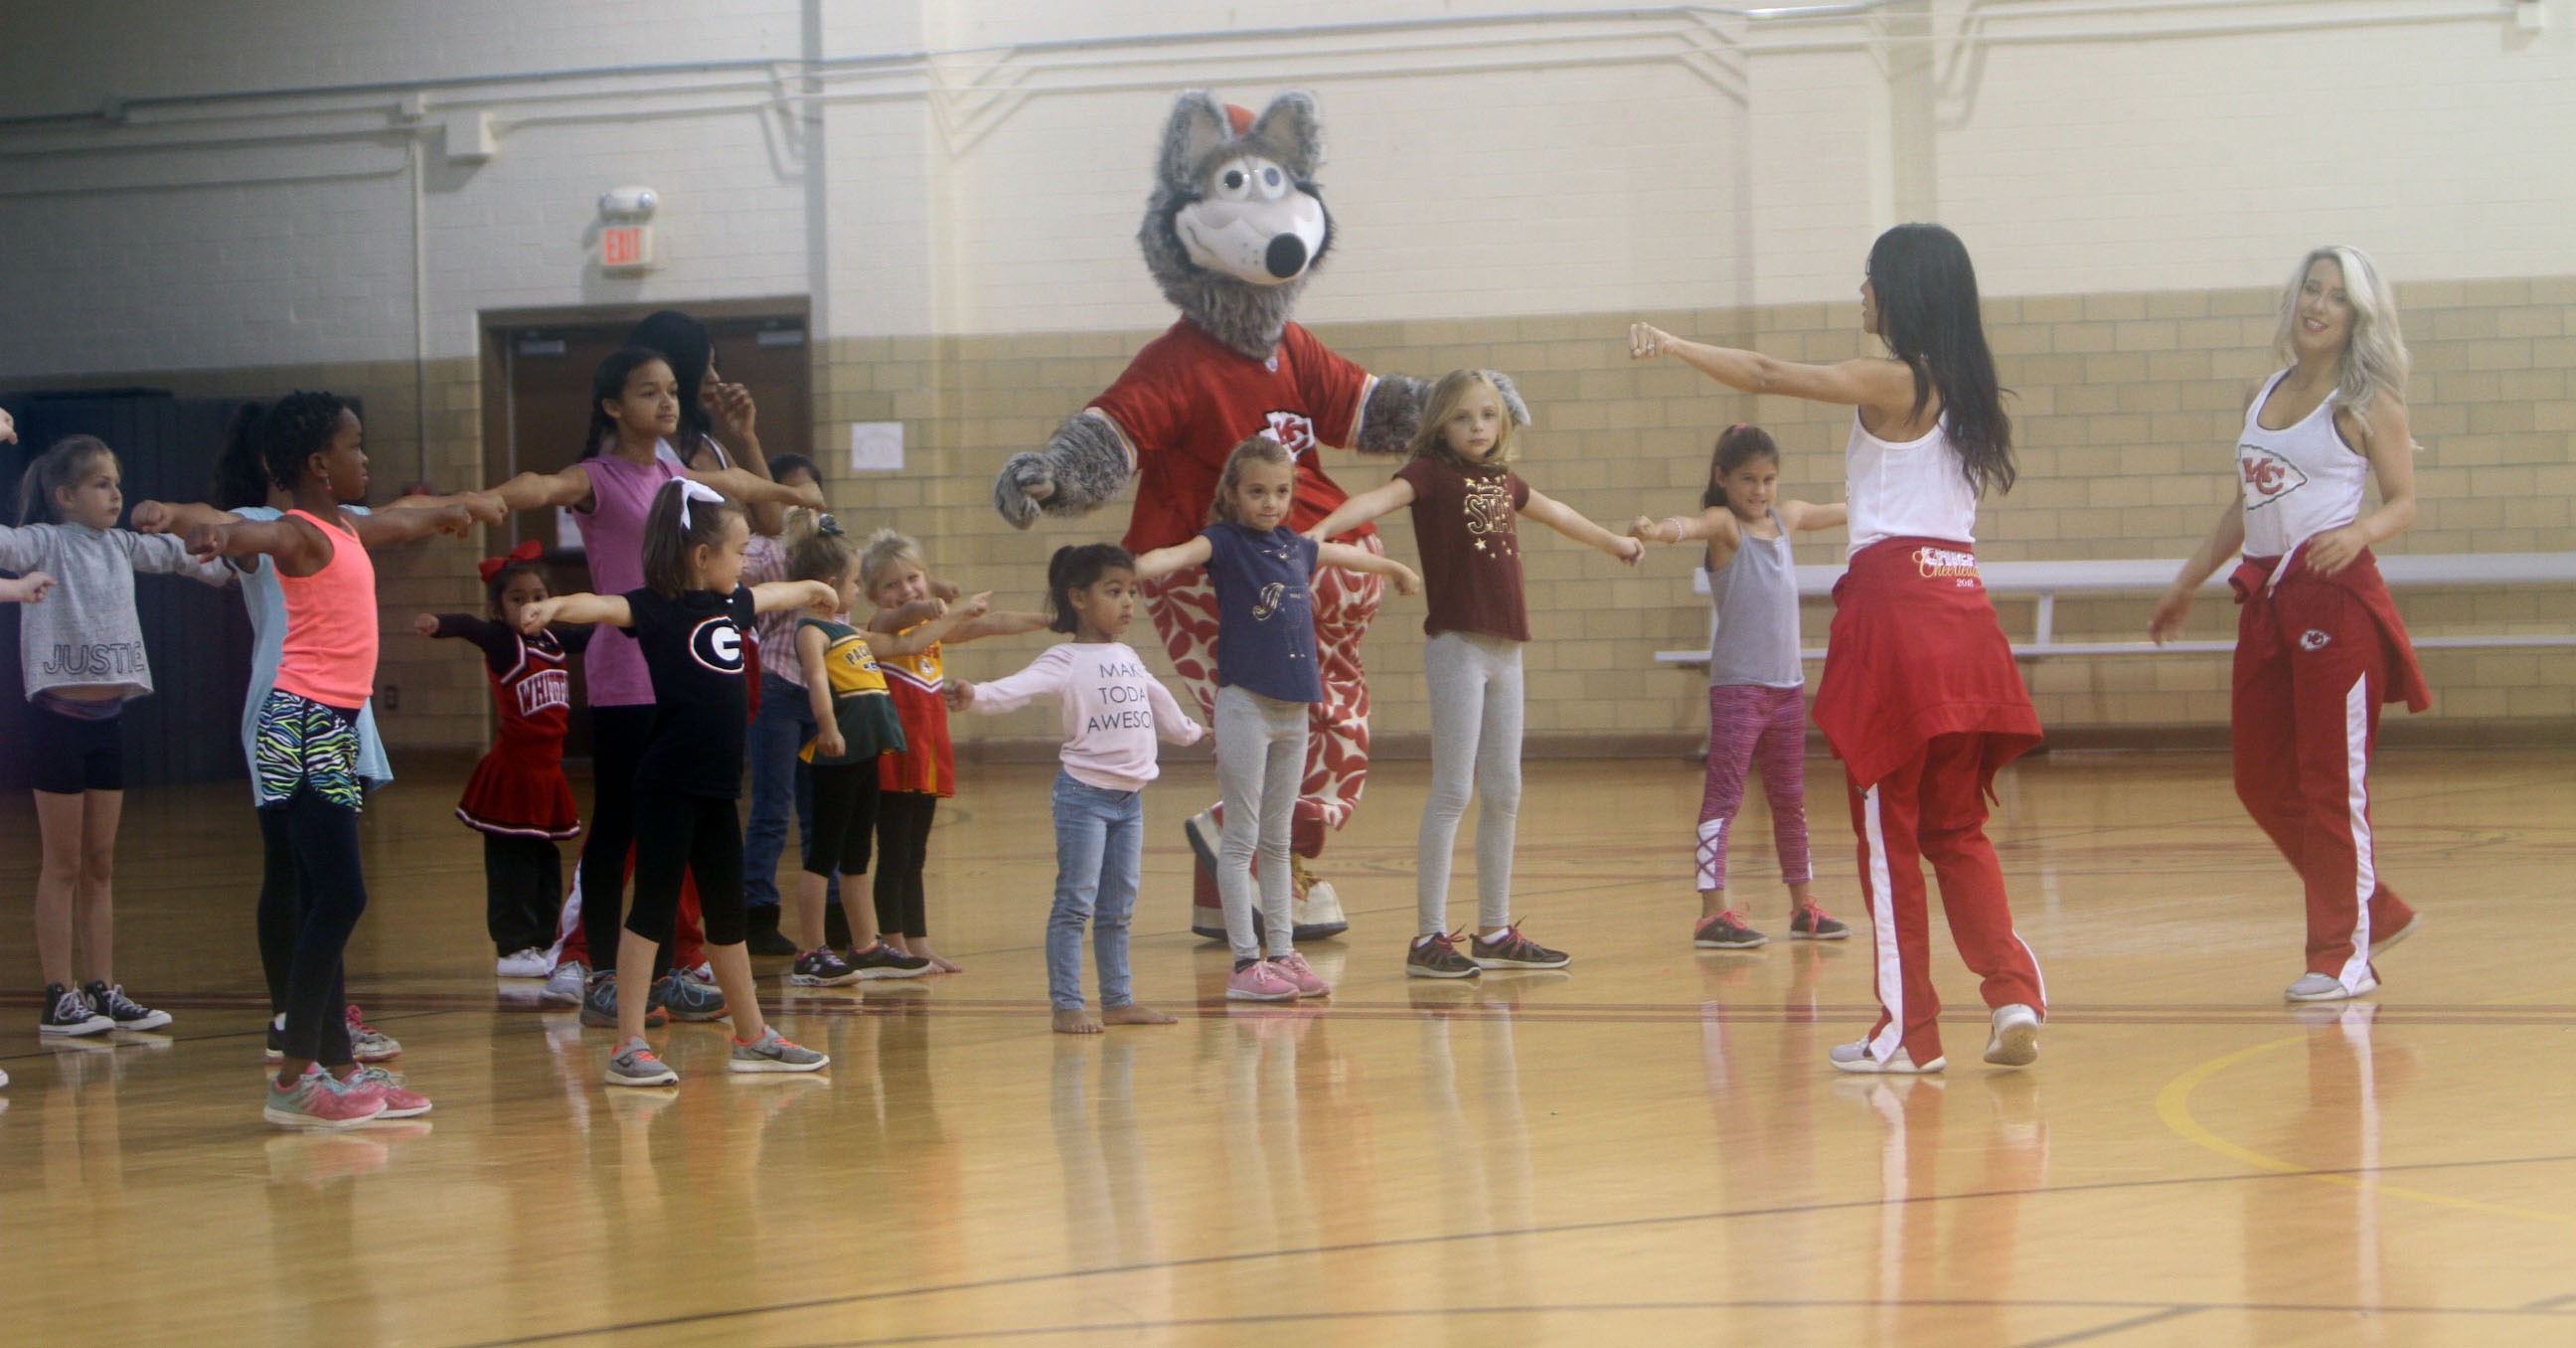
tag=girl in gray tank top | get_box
[1631,424,1850,950]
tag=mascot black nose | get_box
[1265,235,1309,279]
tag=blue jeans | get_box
[1047,768,1143,1011]
[744,673,824,910]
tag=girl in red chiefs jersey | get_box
[862,530,1050,974]
[2151,246,2426,1004]
[412,542,592,979]
[1632,223,2045,1075]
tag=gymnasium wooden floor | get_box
[3,748,2573,1347]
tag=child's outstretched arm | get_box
[1630,508,1740,549]
[1315,541,1421,595]
[131,501,241,536]
[1302,478,1417,543]
[692,465,826,514]
[866,596,946,634]
[865,592,991,658]
[186,516,333,573]
[751,580,841,615]
[351,503,478,551]
[1146,676,1206,747]
[1523,490,1645,566]
[518,591,631,632]
[945,609,1050,644]
[1131,536,1213,584]
[0,571,56,604]
[1778,499,1849,533]
[945,646,1069,715]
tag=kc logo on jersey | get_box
[2239,445,2309,508]
[2301,628,2334,651]
[1262,411,1318,458]
[689,616,745,674]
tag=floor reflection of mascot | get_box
[993,89,1525,941]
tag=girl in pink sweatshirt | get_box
[945,544,1204,1034]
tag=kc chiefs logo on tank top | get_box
[2239,445,2311,508]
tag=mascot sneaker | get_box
[1286,856,1349,942]
[1185,808,1228,941]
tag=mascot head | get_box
[1139,89,1332,362]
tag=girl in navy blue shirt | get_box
[1135,435,1418,1001]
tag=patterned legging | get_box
[1696,683,1814,892]
[1141,535,1384,858]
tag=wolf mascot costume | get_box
[992,89,1525,942]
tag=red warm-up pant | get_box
[1848,733,2047,1067]
[2231,569,2415,991]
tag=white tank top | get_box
[1845,412,1979,558]
[2237,368,2368,559]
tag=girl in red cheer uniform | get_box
[413,541,591,978]
[1633,223,2045,1074]
[2152,245,2426,1004]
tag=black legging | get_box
[874,790,938,939]
[256,808,354,1067]
[578,705,655,977]
[629,791,748,947]
[268,786,367,1065]
[483,833,564,954]
[802,762,879,879]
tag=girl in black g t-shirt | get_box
[519,479,840,1089]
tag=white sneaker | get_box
[2285,972,2376,1002]
[1984,1004,2040,1067]
[541,959,588,1006]
[1829,1040,1945,1074]
[496,947,553,979]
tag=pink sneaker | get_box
[341,1065,432,1118]
[1270,951,1332,998]
[1224,960,1300,1002]
[263,1066,387,1130]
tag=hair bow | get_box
[674,478,726,528]
[816,513,845,538]
[477,538,544,584]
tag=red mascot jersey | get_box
[1088,317,1377,553]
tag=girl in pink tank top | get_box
[183,395,479,1129]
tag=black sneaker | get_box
[1469,923,1571,970]
[845,941,932,980]
[1692,911,1769,950]
[84,981,173,1031]
[789,947,862,987]
[1403,932,1479,980]
[39,983,112,1037]
[744,906,799,958]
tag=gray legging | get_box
[1416,630,1525,935]
[1214,684,1309,960]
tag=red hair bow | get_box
[478,539,544,585]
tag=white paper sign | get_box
[555,506,584,551]
[849,421,904,473]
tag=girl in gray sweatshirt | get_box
[2,434,234,1038]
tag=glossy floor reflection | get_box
[3,751,2574,1346]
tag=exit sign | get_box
[601,226,655,270]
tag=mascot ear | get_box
[1483,370,1533,427]
[1159,90,1235,190]
[1245,91,1324,180]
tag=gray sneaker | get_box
[2285,972,2375,1002]
[541,959,587,1006]
[653,970,728,1022]
[581,972,671,1030]
[728,1027,828,1074]
[604,1036,678,1088]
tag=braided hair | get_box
[213,393,352,506]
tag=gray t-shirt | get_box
[0,521,235,702]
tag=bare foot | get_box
[1052,1009,1103,1035]
[1100,1003,1178,1027]
[911,941,962,974]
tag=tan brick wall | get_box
[13,275,2567,758]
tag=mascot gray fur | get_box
[991,89,1527,943]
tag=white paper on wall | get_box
[849,421,904,472]
[555,506,584,551]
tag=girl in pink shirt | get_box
[945,544,1203,1035]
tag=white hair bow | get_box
[674,479,726,528]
